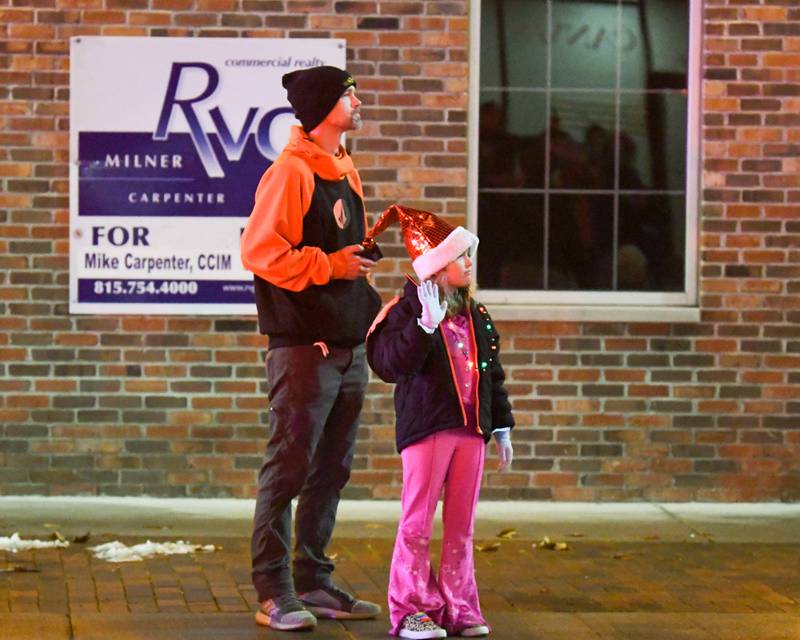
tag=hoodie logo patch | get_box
[333,199,350,230]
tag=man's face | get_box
[324,87,362,132]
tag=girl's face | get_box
[442,252,472,288]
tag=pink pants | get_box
[388,428,487,635]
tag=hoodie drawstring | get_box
[313,341,330,358]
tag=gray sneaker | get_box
[298,583,381,620]
[255,592,317,631]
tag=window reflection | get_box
[551,0,620,90]
[618,194,685,291]
[546,93,617,190]
[477,193,545,290]
[477,0,690,294]
[619,92,688,191]
[549,194,614,290]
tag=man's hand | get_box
[330,244,376,280]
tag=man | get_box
[240,65,383,631]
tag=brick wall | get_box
[1,0,798,500]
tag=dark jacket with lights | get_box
[366,279,515,453]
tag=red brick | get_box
[129,12,173,25]
[605,370,646,382]
[764,53,800,67]
[699,400,739,413]
[125,380,168,392]
[0,0,796,503]
[744,6,787,20]
[102,26,149,35]
[512,369,553,382]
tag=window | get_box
[469,0,700,312]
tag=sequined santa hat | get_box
[366,204,479,281]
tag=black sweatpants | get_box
[251,343,368,601]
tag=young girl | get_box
[366,205,515,639]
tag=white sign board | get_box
[69,36,346,314]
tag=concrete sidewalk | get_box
[1,497,799,541]
[1,498,799,639]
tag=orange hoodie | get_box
[240,126,366,292]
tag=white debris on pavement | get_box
[0,532,70,553]
[89,540,216,562]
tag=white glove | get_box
[493,429,513,471]
[417,280,447,331]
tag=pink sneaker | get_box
[459,624,489,637]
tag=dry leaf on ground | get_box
[534,536,570,551]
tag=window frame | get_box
[467,0,703,321]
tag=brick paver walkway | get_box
[2,533,799,638]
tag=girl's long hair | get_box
[433,271,471,318]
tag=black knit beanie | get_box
[281,65,357,132]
